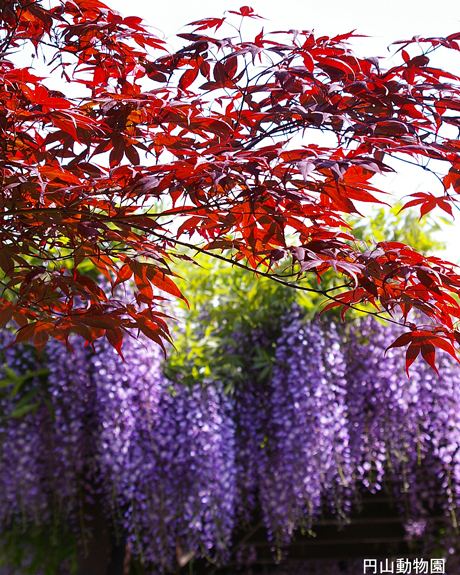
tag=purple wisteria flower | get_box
[258,309,352,545]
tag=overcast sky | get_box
[103,0,460,261]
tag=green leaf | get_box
[8,387,41,418]
[0,378,15,389]
[7,368,49,400]
[9,401,40,419]
[3,366,21,382]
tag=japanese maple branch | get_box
[143,228,407,327]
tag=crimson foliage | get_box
[2,0,460,370]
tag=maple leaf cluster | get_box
[1,0,460,371]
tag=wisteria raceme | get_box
[413,345,460,559]
[90,334,165,557]
[229,326,275,523]
[343,316,460,547]
[150,382,236,566]
[45,338,96,522]
[344,317,443,536]
[344,319,427,487]
[258,308,353,545]
[233,375,269,522]
[0,332,51,530]
[92,336,237,569]
[0,333,106,561]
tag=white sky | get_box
[106,0,459,46]
[102,0,460,262]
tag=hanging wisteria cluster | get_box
[258,310,352,546]
[93,337,236,566]
[2,310,460,571]
[343,317,460,540]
